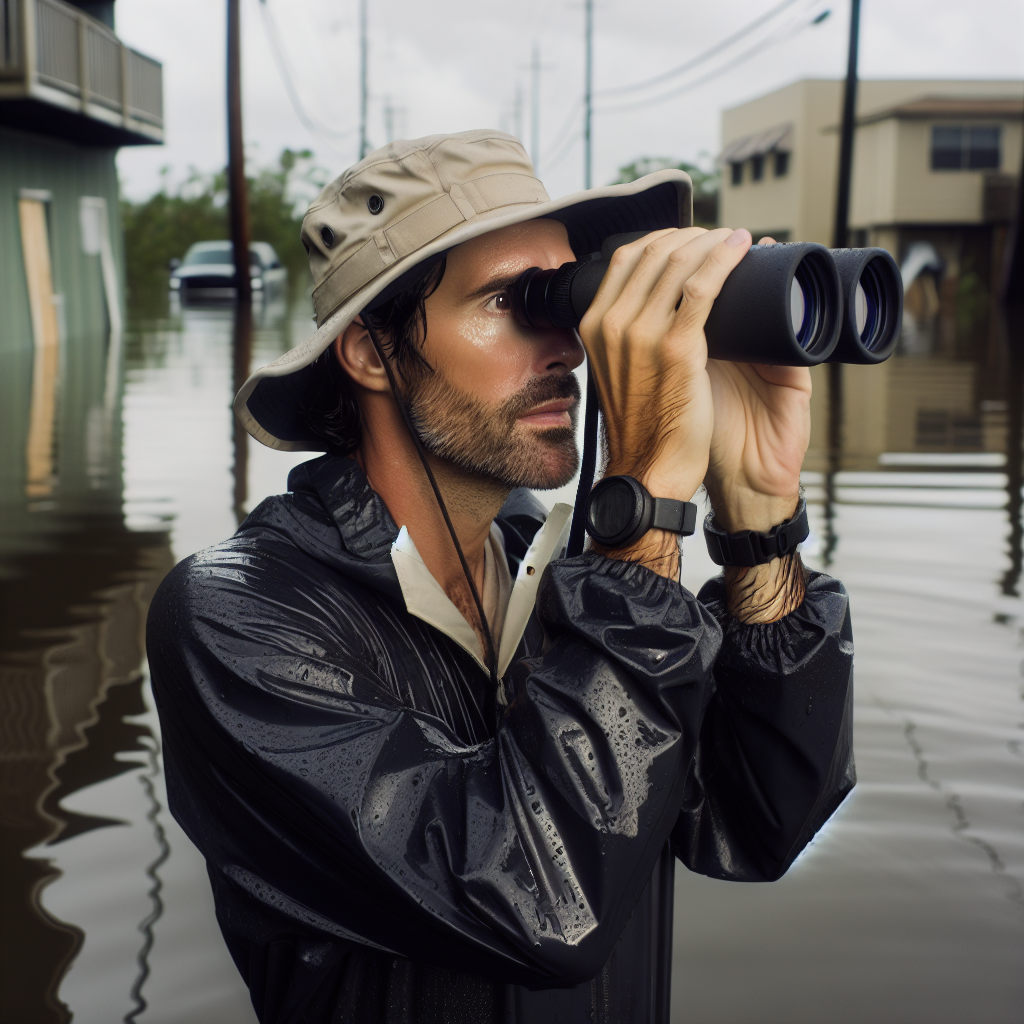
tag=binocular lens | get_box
[855,261,887,351]
[791,262,828,353]
[790,278,806,342]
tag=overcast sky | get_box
[114,0,1024,204]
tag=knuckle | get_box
[667,246,691,268]
[608,247,633,271]
[682,277,710,304]
[601,308,626,339]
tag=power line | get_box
[596,0,805,97]
[598,6,829,115]
[258,0,357,141]
[359,0,369,159]
[539,101,584,174]
[583,0,593,188]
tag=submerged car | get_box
[169,241,287,299]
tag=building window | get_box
[931,125,1001,171]
[751,154,764,181]
[730,161,743,186]
[773,151,789,177]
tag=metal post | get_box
[583,0,593,189]
[227,0,251,301]
[359,0,368,159]
[530,40,540,168]
[832,0,860,250]
[824,0,861,563]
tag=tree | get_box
[121,149,324,313]
[611,157,719,228]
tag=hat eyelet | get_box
[320,225,335,248]
[367,194,385,215]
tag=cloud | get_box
[115,0,1023,202]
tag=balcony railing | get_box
[0,0,162,144]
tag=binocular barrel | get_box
[512,234,903,367]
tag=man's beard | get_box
[404,369,581,490]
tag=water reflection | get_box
[2,255,1023,1021]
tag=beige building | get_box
[719,79,1022,246]
[719,79,1024,469]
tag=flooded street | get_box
[3,287,1023,1023]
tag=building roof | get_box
[857,96,1024,126]
[719,122,793,165]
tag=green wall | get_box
[0,126,125,507]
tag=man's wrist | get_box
[590,529,680,581]
[706,485,800,534]
[724,554,806,623]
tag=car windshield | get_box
[182,244,232,267]
[181,244,265,267]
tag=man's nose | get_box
[532,328,585,374]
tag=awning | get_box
[719,122,793,165]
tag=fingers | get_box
[757,236,777,246]
[670,228,752,330]
[583,227,704,329]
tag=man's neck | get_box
[357,427,510,616]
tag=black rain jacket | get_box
[148,456,855,1024]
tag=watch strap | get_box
[651,497,698,536]
[584,476,698,548]
[704,498,808,566]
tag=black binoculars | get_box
[512,231,903,366]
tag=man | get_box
[148,130,854,1024]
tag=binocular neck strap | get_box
[567,370,600,559]
[361,319,499,689]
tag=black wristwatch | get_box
[704,498,808,566]
[584,475,698,548]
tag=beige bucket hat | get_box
[235,129,692,451]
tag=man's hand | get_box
[704,236,810,533]
[578,230,810,622]
[578,226,753,576]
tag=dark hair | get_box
[302,257,447,456]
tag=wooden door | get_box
[19,197,60,497]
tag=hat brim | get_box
[236,169,693,452]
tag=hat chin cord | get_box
[362,319,500,694]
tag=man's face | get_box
[408,219,584,491]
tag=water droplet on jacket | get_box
[618,706,627,718]
[531,801,541,813]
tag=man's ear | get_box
[333,319,390,393]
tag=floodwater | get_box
[2,278,1023,1024]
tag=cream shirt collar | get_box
[390,502,573,681]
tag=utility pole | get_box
[227,0,251,301]
[384,96,394,143]
[583,0,593,188]
[824,0,861,565]
[832,0,860,249]
[359,0,369,159]
[530,40,541,168]
[512,84,524,145]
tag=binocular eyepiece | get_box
[512,232,903,366]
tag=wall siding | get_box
[0,126,124,499]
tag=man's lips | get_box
[518,396,576,428]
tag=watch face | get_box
[587,477,642,545]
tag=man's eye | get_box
[486,292,512,313]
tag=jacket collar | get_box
[284,455,570,681]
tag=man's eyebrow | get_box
[464,273,524,301]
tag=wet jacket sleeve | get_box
[670,571,856,882]
[149,542,720,990]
